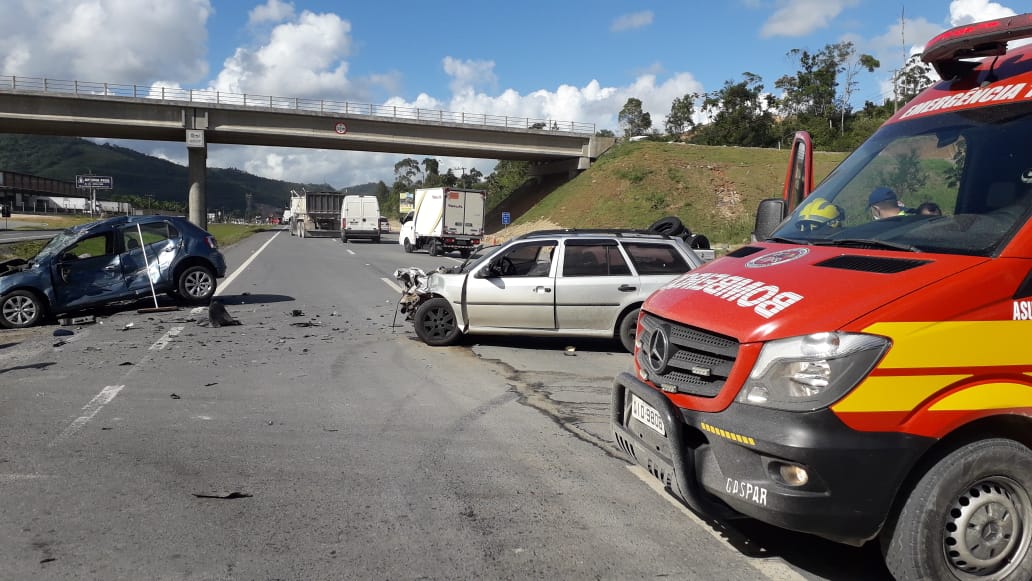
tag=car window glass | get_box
[122,222,173,251]
[607,245,631,275]
[63,232,113,260]
[563,244,609,277]
[623,242,689,274]
[496,242,556,276]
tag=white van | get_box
[340,195,381,243]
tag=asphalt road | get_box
[0,230,893,580]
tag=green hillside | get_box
[515,141,846,245]
[0,134,375,215]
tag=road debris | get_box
[191,491,252,500]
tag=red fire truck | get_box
[613,14,1032,580]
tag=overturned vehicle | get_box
[0,215,227,329]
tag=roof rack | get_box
[516,228,672,239]
[922,13,1032,79]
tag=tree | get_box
[618,98,652,138]
[895,54,935,106]
[879,148,927,198]
[596,129,615,137]
[838,52,880,134]
[422,158,443,187]
[393,158,421,190]
[693,73,777,148]
[373,181,392,216]
[665,93,698,139]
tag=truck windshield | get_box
[771,103,1032,256]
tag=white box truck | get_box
[340,195,381,243]
[399,187,485,257]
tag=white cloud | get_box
[948,0,1015,26]
[760,0,857,38]
[611,11,654,32]
[442,57,498,95]
[248,0,295,25]
[0,0,212,83]
[211,10,357,99]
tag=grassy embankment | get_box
[506,141,846,248]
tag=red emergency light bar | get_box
[922,13,1032,79]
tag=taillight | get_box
[472,239,480,245]
[205,236,219,249]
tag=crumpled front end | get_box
[393,267,432,319]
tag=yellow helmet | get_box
[797,198,843,231]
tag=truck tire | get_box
[617,307,640,353]
[428,239,441,256]
[403,238,414,253]
[881,438,1032,581]
[649,216,686,237]
[413,297,460,346]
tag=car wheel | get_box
[403,238,414,253]
[413,297,460,346]
[618,307,640,353]
[649,216,687,237]
[0,290,45,329]
[177,265,217,304]
[881,438,1032,581]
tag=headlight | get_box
[737,332,889,411]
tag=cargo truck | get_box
[288,190,346,238]
[613,14,1032,581]
[399,187,485,257]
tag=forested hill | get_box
[0,134,377,214]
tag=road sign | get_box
[76,175,113,189]
[501,211,511,225]
[334,121,348,134]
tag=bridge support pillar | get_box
[187,145,207,229]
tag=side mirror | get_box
[753,199,788,241]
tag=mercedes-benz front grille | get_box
[636,312,738,397]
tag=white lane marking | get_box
[50,385,125,446]
[381,277,403,293]
[0,474,49,482]
[215,231,281,296]
[149,326,183,351]
[626,465,806,581]
[346,248,356,255]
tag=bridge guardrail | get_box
[0,75,596,135]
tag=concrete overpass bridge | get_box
[0,76,615,228]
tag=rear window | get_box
[622,242,689,274]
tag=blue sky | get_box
[0,0,1023,189]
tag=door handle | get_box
[618,284,637,292]
[533,286,552,293]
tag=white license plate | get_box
[631,395,666,436]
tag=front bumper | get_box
[611,371,933,546]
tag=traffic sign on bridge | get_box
[76,175,113,189]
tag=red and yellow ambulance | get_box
[613,14,1032,580]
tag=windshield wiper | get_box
[765,236,813,245]
[816,238,922,253]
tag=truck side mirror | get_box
[753,199,788,241]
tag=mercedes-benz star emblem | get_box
[645,325,673,375]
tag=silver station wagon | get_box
[396,229,708,352]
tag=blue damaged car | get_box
[0,215,227,329]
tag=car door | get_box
[51,230,128,309]
[555,239,639,331]
[621,241,695,295]
[119,221,178,295]
[463,240,557,329]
